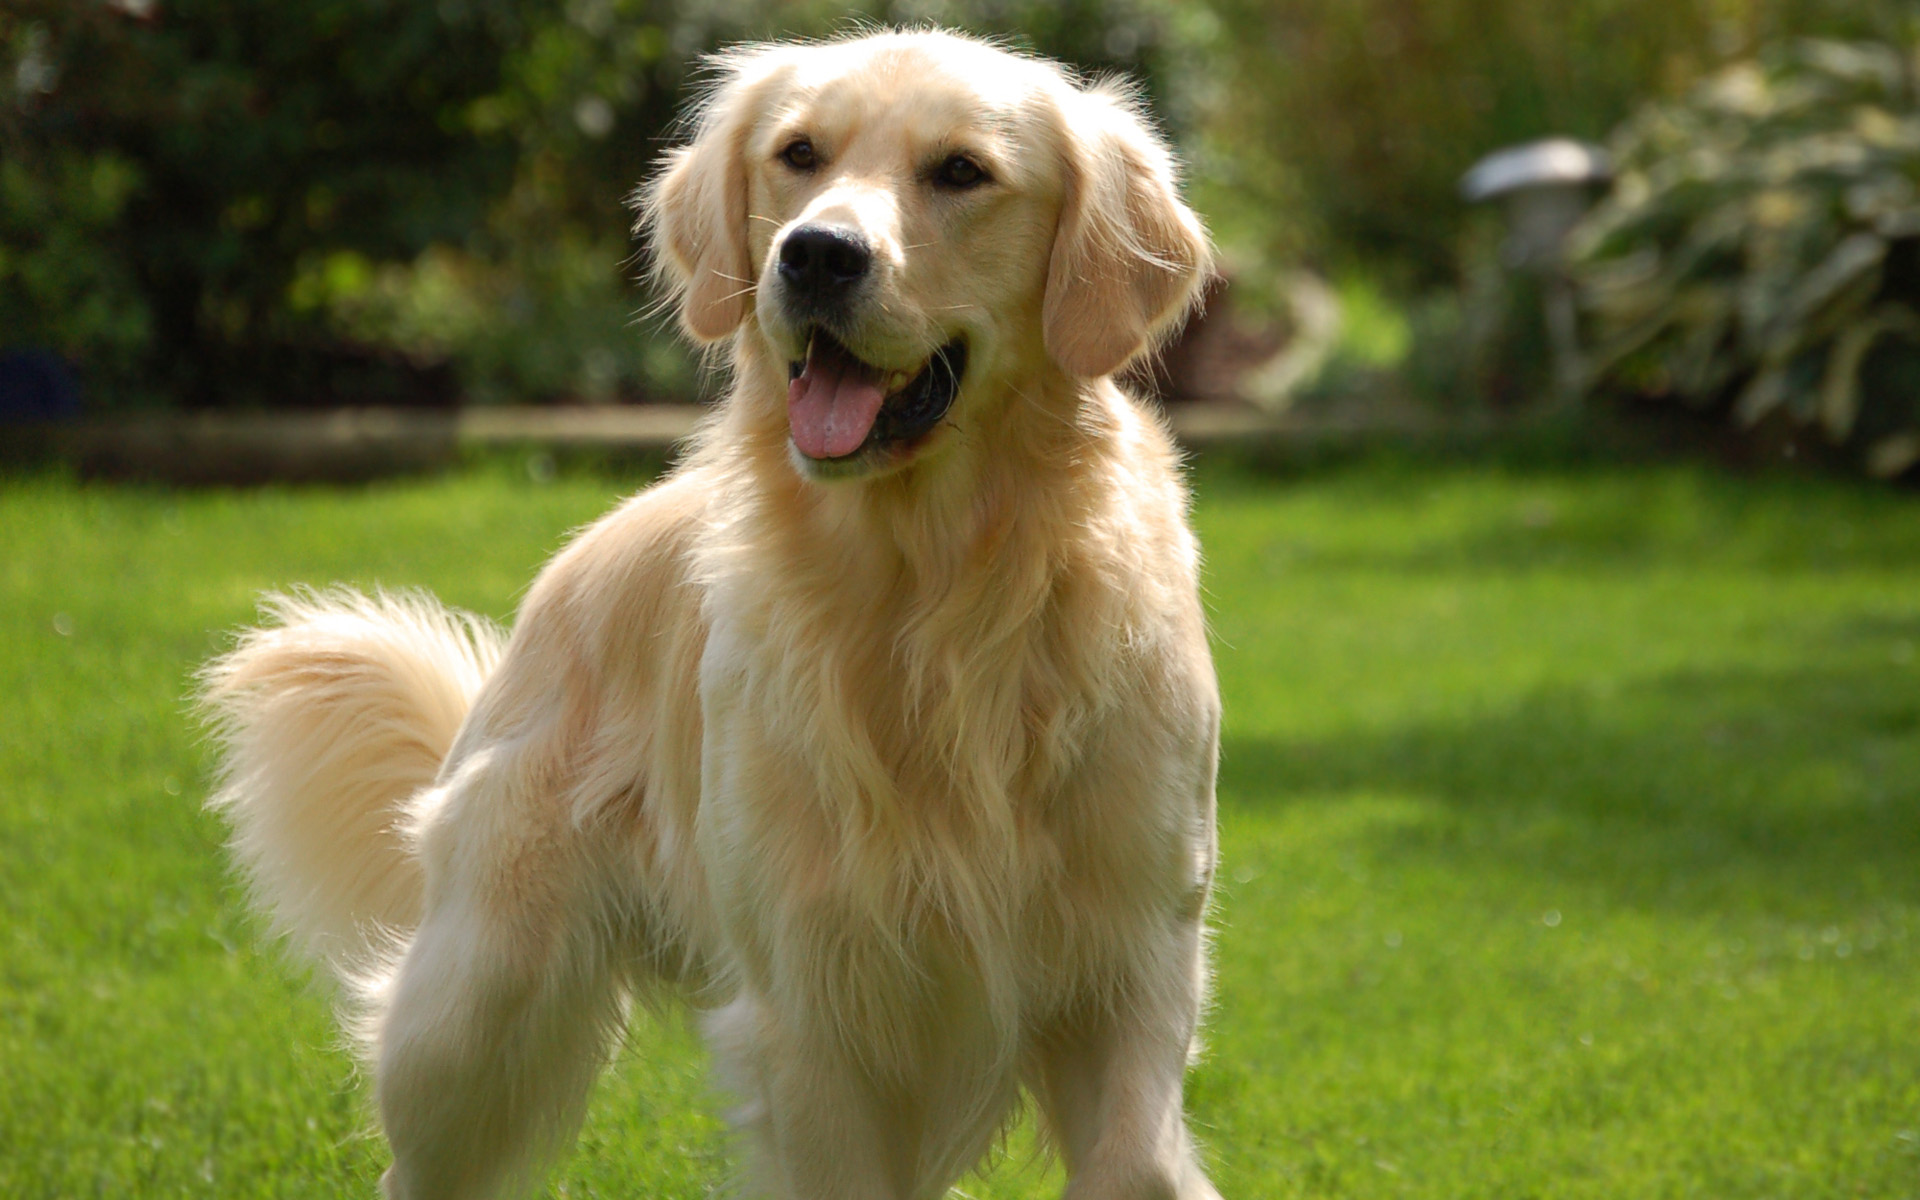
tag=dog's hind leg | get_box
[366,754,634,1200]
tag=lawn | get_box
[3,452,1918,1198]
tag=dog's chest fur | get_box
[686,455,1198,1057]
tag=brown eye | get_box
[935,153,988,190]
[779,139,816,171]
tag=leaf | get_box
[1765,230,1886,344]
[1734,364,1790,426]
[1793,38,1907,96]
[1571,34,1920,473]
[1867,432,1920,478]
[1873,208,1920,238]
[1667,286,1740,394]
[1844,174,1917,222]
[1817,305,1920,440]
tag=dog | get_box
[201,28,1222,1200]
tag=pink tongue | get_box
[788,348,887,460]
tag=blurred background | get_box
[4,0,1917,476]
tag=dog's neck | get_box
[685,328,1157,800]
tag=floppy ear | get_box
[638,52,782,342]
[1044,86,1214,379]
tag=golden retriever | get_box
[201,28,1221,1200]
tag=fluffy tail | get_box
[198,587,506,976]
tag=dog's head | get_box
[641,30,1211,479]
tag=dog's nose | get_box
[777,225,872,301]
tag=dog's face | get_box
[644,32,1211,480]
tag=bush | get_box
[1572,32,1920,477]
[0,143,150,393]
[1,0,544,409]
[1185,0,1888,295]
[0,0,1175,411]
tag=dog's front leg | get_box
[1032,921,1222,1200]
[710,994,908,1200]
[370,765,629,1200]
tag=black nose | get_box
[777,225,872,302]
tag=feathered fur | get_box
[200,589,504,971]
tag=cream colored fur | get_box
[200,28,1222,1200]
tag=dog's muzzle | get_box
[776,224,872,322]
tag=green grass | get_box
[4,454,1919,1198]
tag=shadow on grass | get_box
[1220,653,1920,920]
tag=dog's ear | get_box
[1044,85,1213,379]
[638,51,784,342]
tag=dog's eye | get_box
[779,139,817,172]
[934,153,988,190]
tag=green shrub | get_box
[1,0,1175,411]
[1,0,538,409]
[1186,0,1886,295]
[0,144,150,394]
[1572,33,1920,476]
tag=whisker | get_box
[631,288,686,325]
[631,278,755,328]
[630,297,673,326]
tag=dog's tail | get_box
[198,587,506,976]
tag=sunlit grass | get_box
[3,453,1917,1197]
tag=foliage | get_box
[6,459,1920,1193]
[1185,0,1888,295]
[0,0,560,408]
[1573,34,1920,476]
[8,0,1906,412]
[0,142,150,389]
[0,0,1174,411]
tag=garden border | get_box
[7,401,1492,484]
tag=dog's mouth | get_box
[786,331,967,464]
